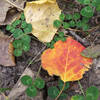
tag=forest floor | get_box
[0,0,100,100]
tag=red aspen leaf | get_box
[41,37,92,82]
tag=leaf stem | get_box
[36,65,42,78]
[5,0,24,11]
[78,80,85,96]
[55,82,65,100]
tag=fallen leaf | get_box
[8,0,26,11]
[0,9,20,25]
[0,31,15,66]
[0,0,25,24]
[41,37,92,82]
[24,0,61,42]
[0,0,11,23]
[81,45,100,58]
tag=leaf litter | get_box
[0,0,100,100]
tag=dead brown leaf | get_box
[0,31,15,66]
[0,0,25,24]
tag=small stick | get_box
[65,30,90,46]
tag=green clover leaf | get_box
[13,40,23,49]
[59,13,65,21]
[65,14,73,20]
[22,43,30,52]
[13,49,22,57]
[13,28,24,38]
[48,86,59,99]
[21,75,33,86]
[53,20,62,28]
[33,78,45,89]
[86,86,99,100]
[59,93,67,100]
[58,80,70,91]
[71,95,84,100]
[26,86,37,97]
[80,6,94,18]
[63,22,70,29]
[73,13,80,20]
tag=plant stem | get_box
[5,0,24,11]
[36,65,42,78]
[78,80,85,96]
[55,82,65,100]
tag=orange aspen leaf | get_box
[41,37,92,82]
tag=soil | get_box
[0,0,100,100]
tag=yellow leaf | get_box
[24,0,61,42]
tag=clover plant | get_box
[21,75,45,97]
[6,13,32,57]
[48,79,70,100]
[71,86,99,100]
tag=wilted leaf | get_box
[9,0,26,11]
[0,0,25,24]
[0,9,20,25]
[41,37,92,82]
[0,0,11,23]
[81,45,100,58]
[24,0,61,42]
[0,31,15,66]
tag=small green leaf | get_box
[6,25,12,31]
[61,37,66,42]
[46,42,51,48]
[21,35,31,43]
[92,0,100,7]
[83,0,90,5]
[65,14,72,20]
[69,20,75,27]
[21,21,27,29]
[73,13,80,20]
[82,17,89,23]
[24,24,32,33]
[50,45,54,49]
[12,20,21,27]
[53,20,62,28]
[77,0,84,4]
[13,49,22,57]
[0,88,11,93]
[10,28,16,33]
[13,28,24,38]
[13,40,23,49]
[58,32,64,37]
[86,86,99,100]
[48,86,59,99]
[76,20,82,28]
[82,24,89,31]
[21,75,33,86]
[21,13,25,20]
[58,80,69,91]
[54,36,61,42]
[59,13,65,21]
[80,6,94,18]
[50,40,55,48]
[33,78,45,89]
[63,22,70,29]
[96,5,100,11]
[71,95,84,100]
[59,93,67,100]
[26,86,37,97]
[22,43,30,52]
